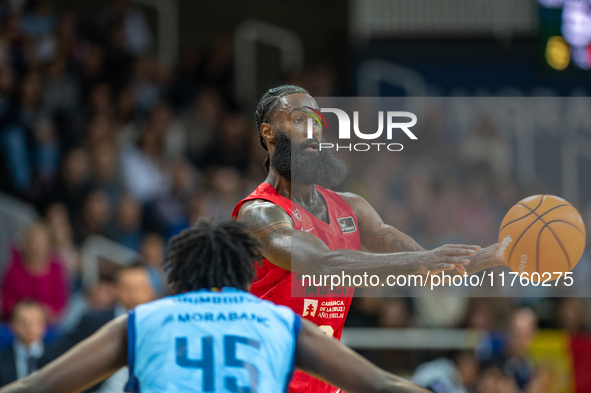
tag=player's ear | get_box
[260,123,275,145]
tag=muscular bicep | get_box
[237,201,332,273]
[340,193,424,253]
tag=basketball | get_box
[498,195,586,281]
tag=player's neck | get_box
[266,170,319,205]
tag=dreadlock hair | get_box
[255,85,310,173]
[163,219,262,293]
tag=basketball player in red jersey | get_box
[232,85,505,393]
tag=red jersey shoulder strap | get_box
[315,186,356,218]
[231,182,294,220]
[232,183,358,225]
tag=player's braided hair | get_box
[255,85,310,173]
[163,220,262,293]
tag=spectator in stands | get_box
[107,194,143,251]
[20,1,56,40]
[41,263,155,391]
[120,125,171,202]
[0,64,18,195]
[148,102,186,162]
[102,17,134,91]
[50,148,90,220]
[412,357,469,393]
[74,189,113,245]
[556,298,589,333]
[186,191,215,227]
[87,83,113,121]
[200,33,233,94]
[482,308,538,391]
[345,293,382,328]
[1,222,69,323]
[57,278,117,334]
[85,115,115,155]
[100,0,153,56]
[206,166,244,219]
[147,160,197,237]
[0,64,16,128]
[114,85,138,147]
[414,297,469,328]
[44,263,154,354]
[1,71,43,196]
[476,366,521,393]
[204,112,250,171]
[41,55,80,119]
[55,12,85,64]
[139,234,163,268]
[31,118,60,191]
[378,298,411,329]
[139,234,168,296]
[44,202,79,283]
[456,352,480,393]
[0,301,48,387]
[183,88,224,168]
[16,71,42,132]
[88,139,120,202]
[130,55,160,115]
[79,45,105,104]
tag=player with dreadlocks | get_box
[0,220,430,393]
[163,220,259,292]
[233,85,505,392]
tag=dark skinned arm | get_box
[340,192,504,275]
[0,316,128,393]
[296,318,430,393]
[237,200,480,279]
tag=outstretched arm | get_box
[0,316,128,393]
[296,318,429,393]
[237,200,479,279]
[340,192,504,275]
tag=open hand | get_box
[417,244,480,275]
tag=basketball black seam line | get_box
[540,219,585,237]
[536,221,572,271]
[504,202,568,233]
[536,224,541,273]
[513,201,558,265]
[537,219,585,272]
[506,202,570,264]
[519,205,574,272]
[500,195,546,231]
[500,195,547,231]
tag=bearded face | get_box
[270,129,349,188]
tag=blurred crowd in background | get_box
[0,1,590,392]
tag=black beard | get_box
[270,129,349,188]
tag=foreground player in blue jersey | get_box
[0,220,429,393]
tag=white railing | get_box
[234,20,304,108]
[0,193,37,271]
[561,135,591,207]
[81,235,140,288]
[357,59,428,97]
[341,328,483,350]
[133,0,179,66]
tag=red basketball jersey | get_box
[232,182,361,393]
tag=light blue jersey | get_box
[124,288,301,393]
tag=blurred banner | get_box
[529,331,591,393]
[351,0,536,38]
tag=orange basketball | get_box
[498,195,586,282]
